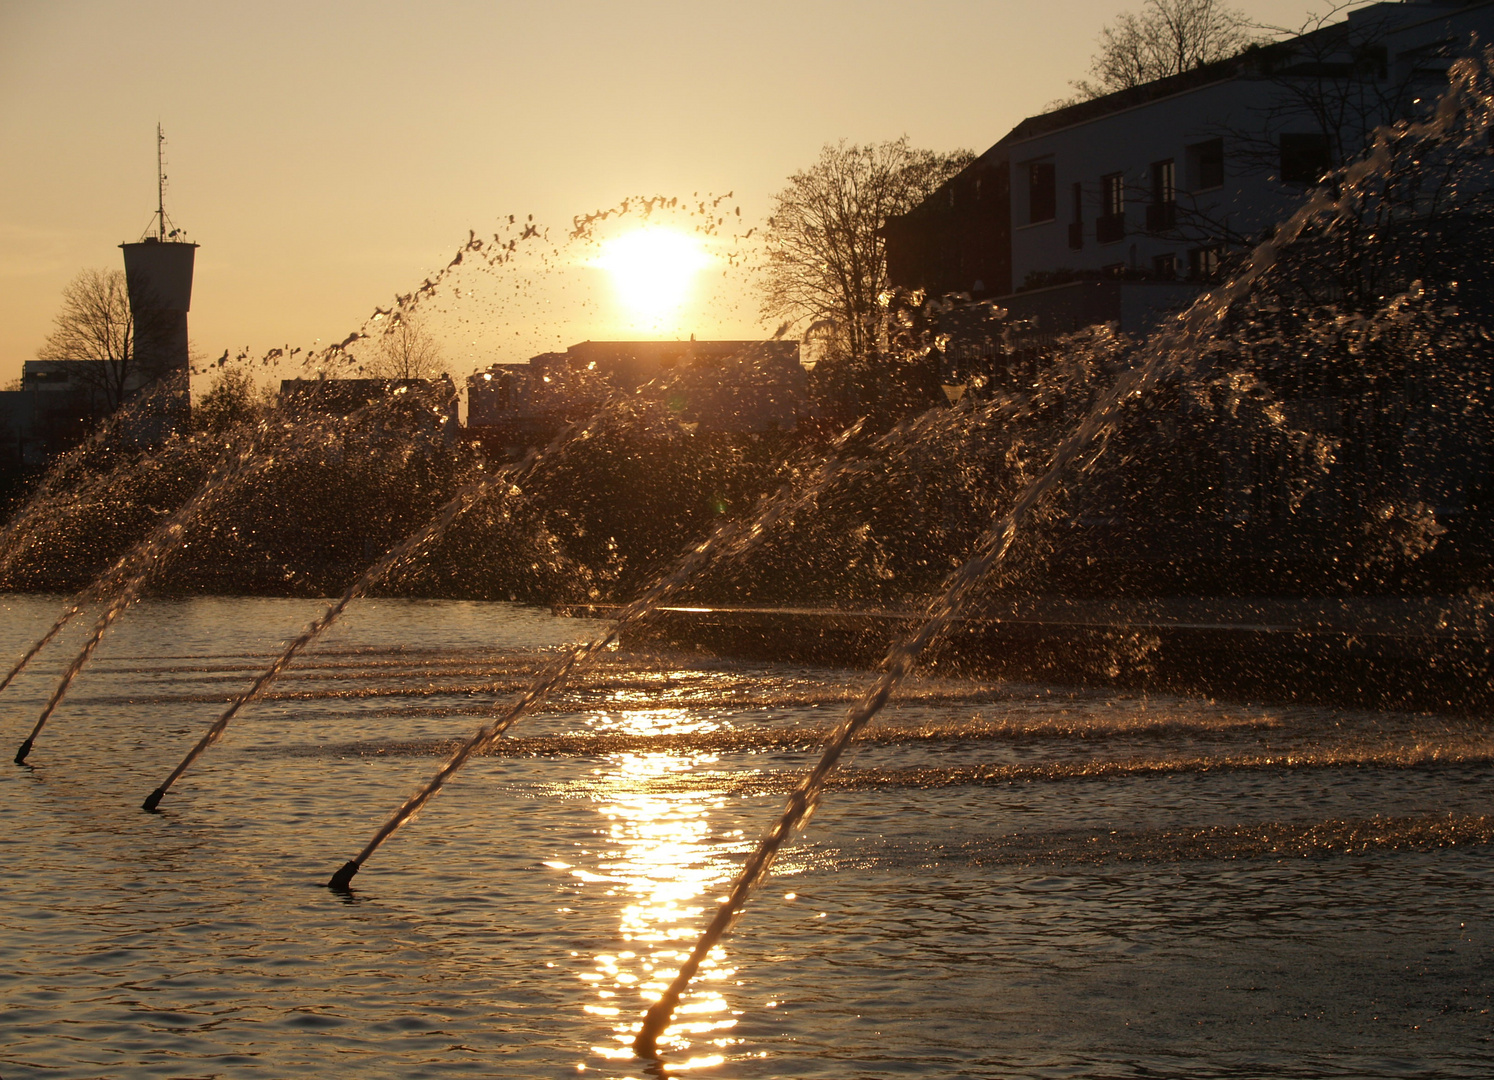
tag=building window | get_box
[1189,244,1224,281]
[1153,253,1179,280]
[1186,138,1224,190]
[1068,181,1084,250]
[1279,132,1333,184]
[1101,172,1124,217]
[1028,160,1056,223]
[1097,172,1125,243]
[1151,159,1175,204]
[1147,159,1176,232]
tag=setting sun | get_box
[593,228,712,324]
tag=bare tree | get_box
[761,138,974,366]
[362,314,446,380]
[1071,0,1260,100]
[35,268,152,409]
[1163,3,1462,282]
[1223,4,1432,180]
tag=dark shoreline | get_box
[7,589,1487,714]
[558,597,1494,715]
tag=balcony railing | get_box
[1067,221,1084,250]
[1096,212,1125,244]
[1146,201,1176,232]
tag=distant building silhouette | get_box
[467,340,804,454]
[119,124,196,435]
[0,362,108,490]
[1,129,200,500]
[879,1,1494,577]
[121,237,196,379]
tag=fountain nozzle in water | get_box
[142,788,165,812]
[327,861,360,892]
[14,737,34,765]
[633,998,674,1059]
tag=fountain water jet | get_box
[6,191,760,779]
[12,417,291,764]
[6,387,460,765]
[325,414,869,890]
[1,414,295,706]
[632,54,1494,1057]
[0,53,1489,1070]
[144,354,768,811]
[0,378,192,583]
[142,437,551,811]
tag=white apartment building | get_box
[1016,1,1489,284]
[889,0,1494,341]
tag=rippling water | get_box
[1,595,1490,1078]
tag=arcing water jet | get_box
[0,379,189,584]
[325,415,869,891]
[6,392,429,766]
[141,440,541,812]
[11,421,284,764]
[632,56,1494,1056]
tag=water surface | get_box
[1,595,1489,1078]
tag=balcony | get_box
[1067,221,1084,250]
[1096,212,1126,244]
[1146,201,1176,232]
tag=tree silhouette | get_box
[760,138,972,368]
[35,268,167,409]
[362,314,446,379]
[1069,0,1259,101]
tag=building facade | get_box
[467,340,805,455]
[886,0,1494,338]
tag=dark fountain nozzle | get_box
[327,860,360,892]
[14,737,34,765]
[142,788,166,812]
[633,997,674,1060]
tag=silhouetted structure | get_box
[120,238,196,381]
[878,1,1494,592]
[467,340,804,455]
[882,155,1011,302]
[885,0,1494,346]
[1,130,200,502]
[119,124,196,435]
[0,362,105,504]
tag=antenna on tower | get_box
[140,124,184,242]
[156,123,166,241]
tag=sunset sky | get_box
[1,0,1346,388]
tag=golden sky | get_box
[0,0,1338,387]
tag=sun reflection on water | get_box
[576,705,746,1067]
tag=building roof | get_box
[990,0,1492,151]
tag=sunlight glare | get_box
[570,749,741,1064]
[593,229,712,325]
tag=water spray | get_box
[0,598,88,700]
[0,379,189,583]
[141,461,516,812]
[325,415,869,891]
[147,388,724,813]
[8,390,460,767]
[10,425,283,765]
[628,59,1494,1052]
[632,388,1138,1055]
